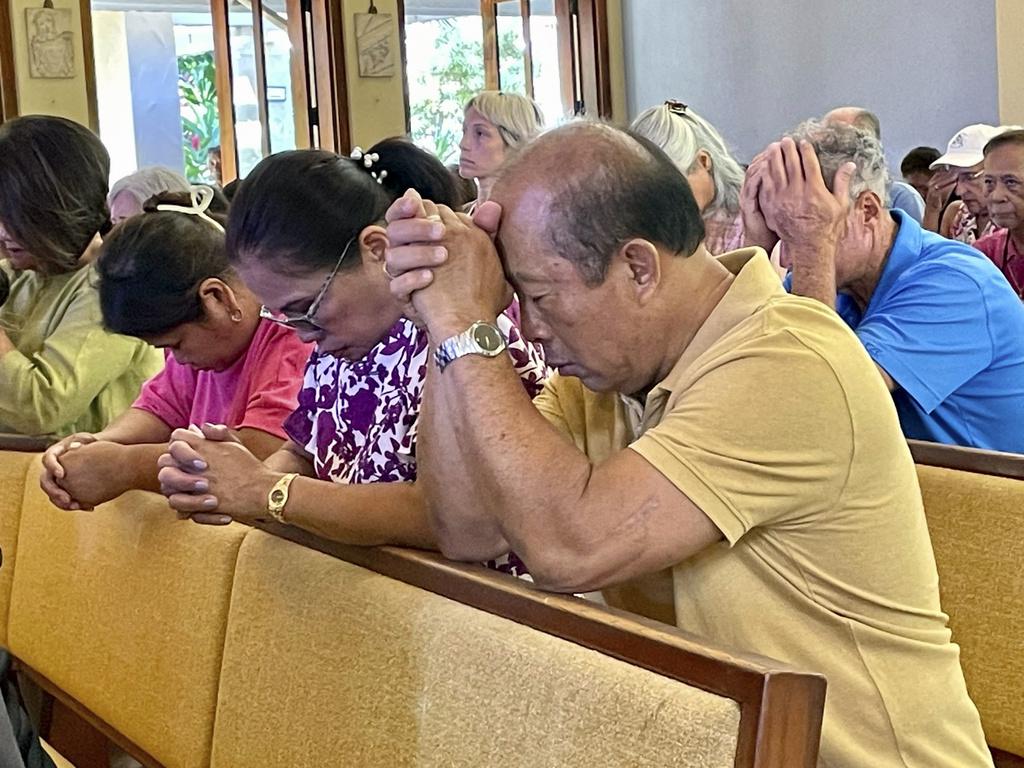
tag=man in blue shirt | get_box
[742,119,1024,454]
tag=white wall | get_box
[621,0,1000,170]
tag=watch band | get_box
[267,472,299,523]
[434,321,508,372]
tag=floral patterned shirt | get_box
[285,312,546,483]
[283,312,547,578]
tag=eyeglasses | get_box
[259,235,357,334]
[954,168,985,184]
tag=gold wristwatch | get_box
[267,473,299,523]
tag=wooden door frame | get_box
[0,0,18,122]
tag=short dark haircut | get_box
[984,129,1024,157]
[97,189,231,338]
[0,116,111,274]
[851,110,881,140]
[542,128,705,286]
[901,146,941,176]
[0,269,9,307]
[227,138,457,273]
[208,145,221,157]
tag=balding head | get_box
[824,106,881,140]
[491,122,705,285]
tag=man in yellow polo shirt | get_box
[383,123,992,768]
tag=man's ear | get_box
[619,238,661,304]
[856,189,884,225]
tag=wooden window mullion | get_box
[520,0,533,99]
[251,0,272,156]
[211,0,239,181]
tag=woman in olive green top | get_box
[0,116,162,437]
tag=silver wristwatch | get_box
[434,321,508,372]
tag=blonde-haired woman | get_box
[459,91,544,207]
[632,100,746,255]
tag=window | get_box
[403,0,610,161]
[91,0,223,184]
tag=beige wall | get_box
[9,0,91,124]
[342,0,408,150]
[996,0,1024,126]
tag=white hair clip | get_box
[350,146,380,169]
[155,185,224,233]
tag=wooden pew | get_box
[212,523,826,768]
[0,454,826,768]
[909,440,1024,767]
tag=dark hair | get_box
[0,116,111,274]
[368,137,456,205]
[901,146,941,176]
[542,127,705,286]
[0,269,9,307]
[227,138,456,273]
[448,163,479,208]
[97,188,231,337]
[851,109,881,140]
[208,145,221,158]
[222,178,240,203]
[984,129,1024,157]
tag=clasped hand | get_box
[157,423,271,526]
[384,189,513,335]
[740,136,856,260]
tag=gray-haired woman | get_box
[632,100,746,255]
[108,166,190,225]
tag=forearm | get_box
[922,205,941,233]
[282,478,436,549]
[118,443,167,493]
[94,408,172,445]
[264,441,316,475]
[786,240,838,310]
[421,345,594,565]
[418,358,512,559]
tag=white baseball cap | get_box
[931,124,1004,169]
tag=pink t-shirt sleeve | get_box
[234,322,313,439]
[131,351,198,430]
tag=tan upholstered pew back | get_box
[910,441,1024,762]
[0,451,827,768]
[6,477,249,768]
[0,448,36,648]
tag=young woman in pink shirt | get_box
[39,188,312,510]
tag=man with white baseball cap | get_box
[926,124,1005,242]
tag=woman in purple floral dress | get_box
[157,138,545,576]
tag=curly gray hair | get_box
[787,119,890,208]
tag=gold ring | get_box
[425,214,442,222]
[382,261,398,280]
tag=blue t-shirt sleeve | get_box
[856,264,993,413]
[889,183,925,224]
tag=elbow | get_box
[515,541,609,594]
[435,525,509,564]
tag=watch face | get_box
[472,323,504,352]
[270,489,286,504]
